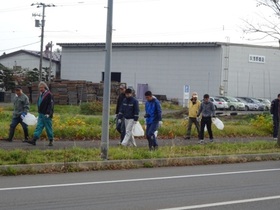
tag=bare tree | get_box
[243,0,280,47]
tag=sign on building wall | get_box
[249,54,265,64]
[183,84,190,107]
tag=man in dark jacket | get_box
[144,91,162,150]
[197,94,215,144]
[115,84,126,143]
[27,81,54,146]
[270,94,280,139]
[118,88,139,147]
[6,86,30,142]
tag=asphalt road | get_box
[0,161,280,210]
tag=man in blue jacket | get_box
[118,88,139,147]
[144,91,162,150]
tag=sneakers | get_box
[4,138,12,142]
[149,146,159,151]
[48,141,53,146]
[198,139,214,144]
[26,139,36,145]
[184,136,190,140]
[273,138,277,140]
[22,138,28,143]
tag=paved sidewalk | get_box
[0,136,275,150]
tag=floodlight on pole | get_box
[31,2,55,82]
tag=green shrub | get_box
[251,114,273,133]
[80,102,103,115]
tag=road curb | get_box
[1,153,280,175]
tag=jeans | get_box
[199,117,213,140]
[186,117,200,138]
[273,115,279,138]
[121,119,136,146]
[33,113,54,140]
[146,122,159,149]
[8,116,29,140]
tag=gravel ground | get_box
[0,136,275,150]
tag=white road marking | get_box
[158,195,280,210]
[0,168,279,191]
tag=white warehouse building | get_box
[57,42,280,103]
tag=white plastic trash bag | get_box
[204,125,207,132]
[132,121,145,136]
[154,130,158,137]
[23,113,38,125]
[212,117,224,130]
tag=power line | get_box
[0,41,40,52]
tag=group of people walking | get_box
[5,81,54,146]
[7,81,279,148]
[115,84,162,150]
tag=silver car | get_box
[257,98,271,111]
[210,97,228,110]
[236,97,258,111]
[217,96,246,111]
[238,97,265,111]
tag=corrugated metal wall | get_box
[61,46,222,104]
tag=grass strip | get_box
[0,141,279,166]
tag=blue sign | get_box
[184,85,190,93]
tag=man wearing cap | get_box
[185,92,201,140]
[115,84,126,143]
[117,88,139,147]
[6,86,30,142]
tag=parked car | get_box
[238,97,265,111]
[209,97,228,110]
[216,96,245,111]
[256,98,271,111]
[236,97,258,111]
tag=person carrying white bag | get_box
[117,88,139,147]
[197,94,215,144]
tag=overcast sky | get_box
[0,0,278,54]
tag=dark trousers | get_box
[116,117,125,142]
[273,116,279,138]
[9,116,29,140]
[146,122,159,149]
[199,117,213,140]
[186,117,200,138]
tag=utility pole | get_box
[101,0,113,160]
[31,2,55,81]
[47,41,53,84]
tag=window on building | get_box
[102,72,121,82]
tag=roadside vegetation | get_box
[0,102,273,140]
[0,141,278,166]
[0,102,278,175]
